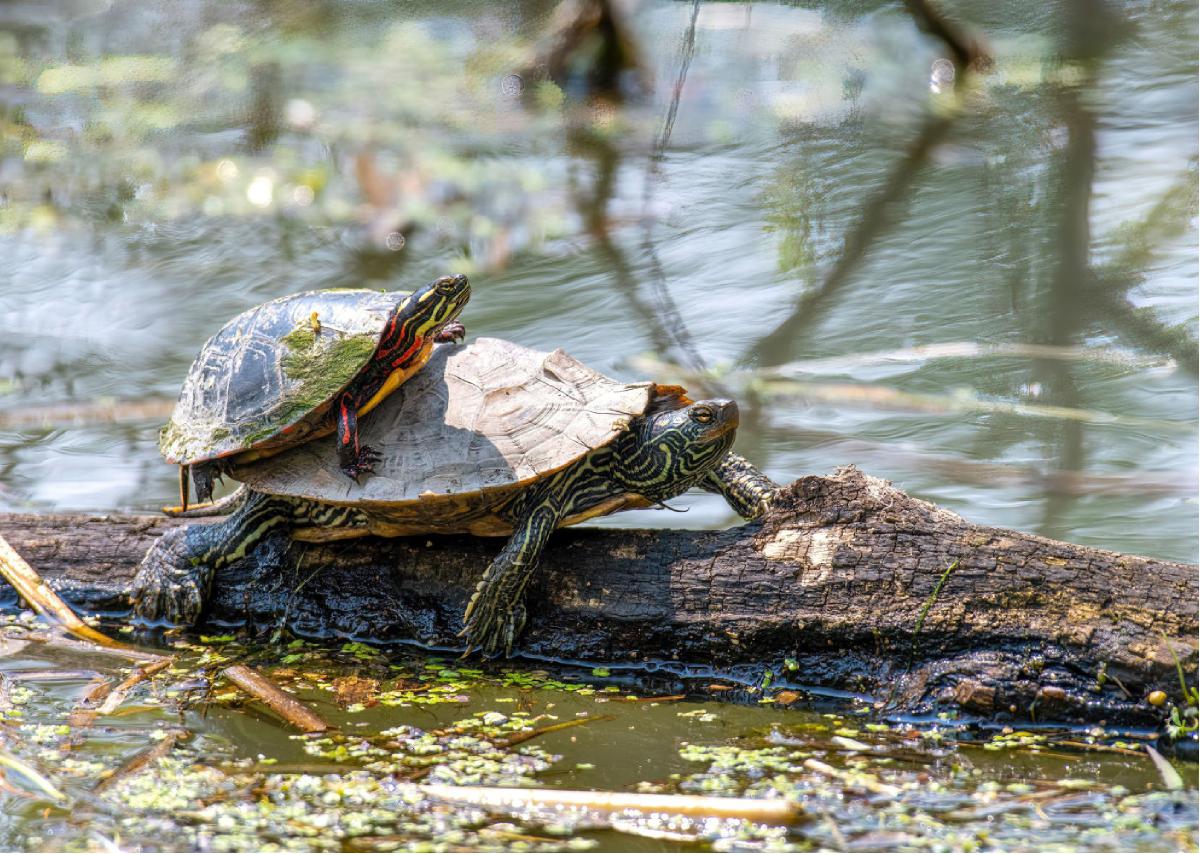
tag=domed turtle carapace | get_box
[159,274,470,508]
[134,337,778,656]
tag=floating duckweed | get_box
[2,616,1195,852]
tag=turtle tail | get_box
[163,485,250,519]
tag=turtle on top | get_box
[159,273,470,510]
[135,337,780,656]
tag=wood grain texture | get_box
[1,467,1194,725]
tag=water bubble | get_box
[499,73,524,99]
[930,58,956,94]
[385,232,406,251]
[216,159,238,181]
[292,185,314,206]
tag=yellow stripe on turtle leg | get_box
[461,495,565,656]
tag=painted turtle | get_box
[133,337,778,656]
[160,274,470,508]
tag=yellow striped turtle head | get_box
[402,273,470,337]
[616,399,739,497]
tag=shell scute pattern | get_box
[231,338,652,520]
[161,289,403,464]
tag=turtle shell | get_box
[160,289,410,466]
[228,337,659,538]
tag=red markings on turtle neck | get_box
[390,336,424,368]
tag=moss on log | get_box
[0,467,1194,726]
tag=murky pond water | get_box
[0,0,1196,850]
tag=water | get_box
[0,0,1196,850]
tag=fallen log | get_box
[0,467,1195,726]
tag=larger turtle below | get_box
[160,274,470,508]
[132,337,779,656]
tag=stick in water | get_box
[94,730,188,794]
[222,664,330,732]
[0,533,166,662]
[95,658,175,715]
[419,784,804,825]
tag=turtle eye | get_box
[690,405,714,424]
[434,275,464,295]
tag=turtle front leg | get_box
[460,503,561,657]
[701,453,780,520]
[131,491,295,626]
[433,320,466,343]
[334,391,381,481]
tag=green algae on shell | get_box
[158,289,404,465]
[278,322,378,404]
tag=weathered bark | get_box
[0,467,1195,726]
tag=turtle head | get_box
[615,398,739,499]
[403,273,471,337]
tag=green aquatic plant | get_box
[1161,637,1199,742]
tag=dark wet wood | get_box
[0,467,1194,725]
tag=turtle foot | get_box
[340,445,381,481]
[191,463,221,504]
[433,321,466,344]
[130,528,213,626]
[459,587,527,658]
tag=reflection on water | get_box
[0,0,1195,569]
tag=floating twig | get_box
[1145,744,1184,791]
[96,658,174,715]
[0,533,165,660]
[65,679,116,738]
[0,768,37,800]
[803,757,900,796]
[498,714,614,748]
[818,807,849,851]
[94,729,187,794]
[222,664,329,732]
[1053,739,1144,757]
[0,748,67,803]
[419,784,804,824]
[5,669,104,682]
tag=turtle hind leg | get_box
[191,462,221,504]
[131,527,213,626]
[460,503,559,657]
[701,453,780,520]
[131,491,295,626]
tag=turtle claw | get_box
[459,586,526,658]
[340,445,381,481]
[434,321,466,344]
[130,528,213,627]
